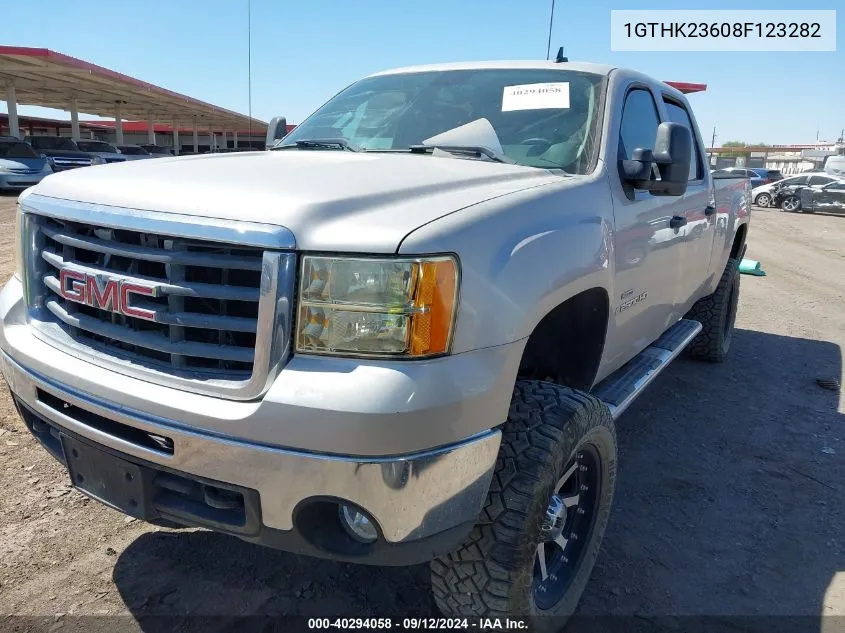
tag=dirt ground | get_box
[0,191,843,632]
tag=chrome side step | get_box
[592,319,702,420]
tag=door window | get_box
[619,89,660,161]
[808,175,834,186]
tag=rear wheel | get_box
[431,381,616,629]
[684,257,740,362]
[754,192,771,208]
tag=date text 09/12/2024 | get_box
[307,618,529,630]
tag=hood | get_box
[0,156,48,171]
[29,150,563,252]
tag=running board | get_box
[592,319,702,420]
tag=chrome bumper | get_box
[1,349,500,542]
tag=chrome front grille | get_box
[50,157,91,168]
[20,195,297,400]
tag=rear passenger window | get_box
[663,99,701,180]
[808,176,833,185]
[619,89,660,161]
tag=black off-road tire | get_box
[684,257,740,362]
[430,381,617,629]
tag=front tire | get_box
[781,195,801,212]
[684,257,740,362]
[431,381,617,629]
[754,192,771,208]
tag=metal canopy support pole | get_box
[233,130,238,150]
[193,117,199,154]
[221,130,227,150]
[5,84,20,139]
[172,117,180,156]
[210,131,216,152]
[115,102,124,145]
[148,115,156,145]
[70,98,80,140]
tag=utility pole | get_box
[710,126,716,149]
[546,0,556,60]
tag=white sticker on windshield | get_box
[501,82,570,112]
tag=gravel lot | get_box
[0,191,843,631]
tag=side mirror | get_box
[620,122,691,196]
[265,115,288,149]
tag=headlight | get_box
[90,156,105,165]
[0,166,10,173]
[296,255,459,357]
[13,205,24,281]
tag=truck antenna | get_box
[545,0,556,60]
[247,0,253,148]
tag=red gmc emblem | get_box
[58,268,161,321]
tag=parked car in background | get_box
[747,167,783,185]
[116,145,152,160]
[139,144,173,158]
[0,137,53,191]
[75,140,127,164]
[711,167,782,188]
[823,155,845,177]
[751,171,841,207]
[793,181,845,214]
[26,136,99,171]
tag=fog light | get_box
[339,504,378,543]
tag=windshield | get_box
[0,141,39,159]
[281,68,605,173]
[29,136,78,151]
[76,141,118,153]
[118,146,148,155]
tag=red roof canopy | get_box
[0,46,266,131]
[664,81,707,94]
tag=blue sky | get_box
[2,0,842,145]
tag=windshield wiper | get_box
[408,144,514,164]
[273,138,363,152]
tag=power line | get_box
[546,0,556,60]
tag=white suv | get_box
[752,171,841,207]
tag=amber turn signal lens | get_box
[410,258,457,356]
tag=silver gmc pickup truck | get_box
[1,60,749,624]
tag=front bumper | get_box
[0,277,510,562]
[0,173,44,189]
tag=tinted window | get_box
[0,141,38,158]
[118,146,148,155]
[808,175,834,185]
[142,145,172,155]
[284,68,605,173]
[76,141,118,153]
[662,100,701,180]
[827,183,845,191]
[29,136,78,151]
[766,170,783,180]
[785,175,809,185]
[619,89,659,162]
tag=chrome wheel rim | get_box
[756,194,770,207]
[783,197,800,212]
[533,445,602,610]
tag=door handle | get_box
[669,215,687,229]
[704,205,716,216]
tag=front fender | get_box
[398,173,614,355]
